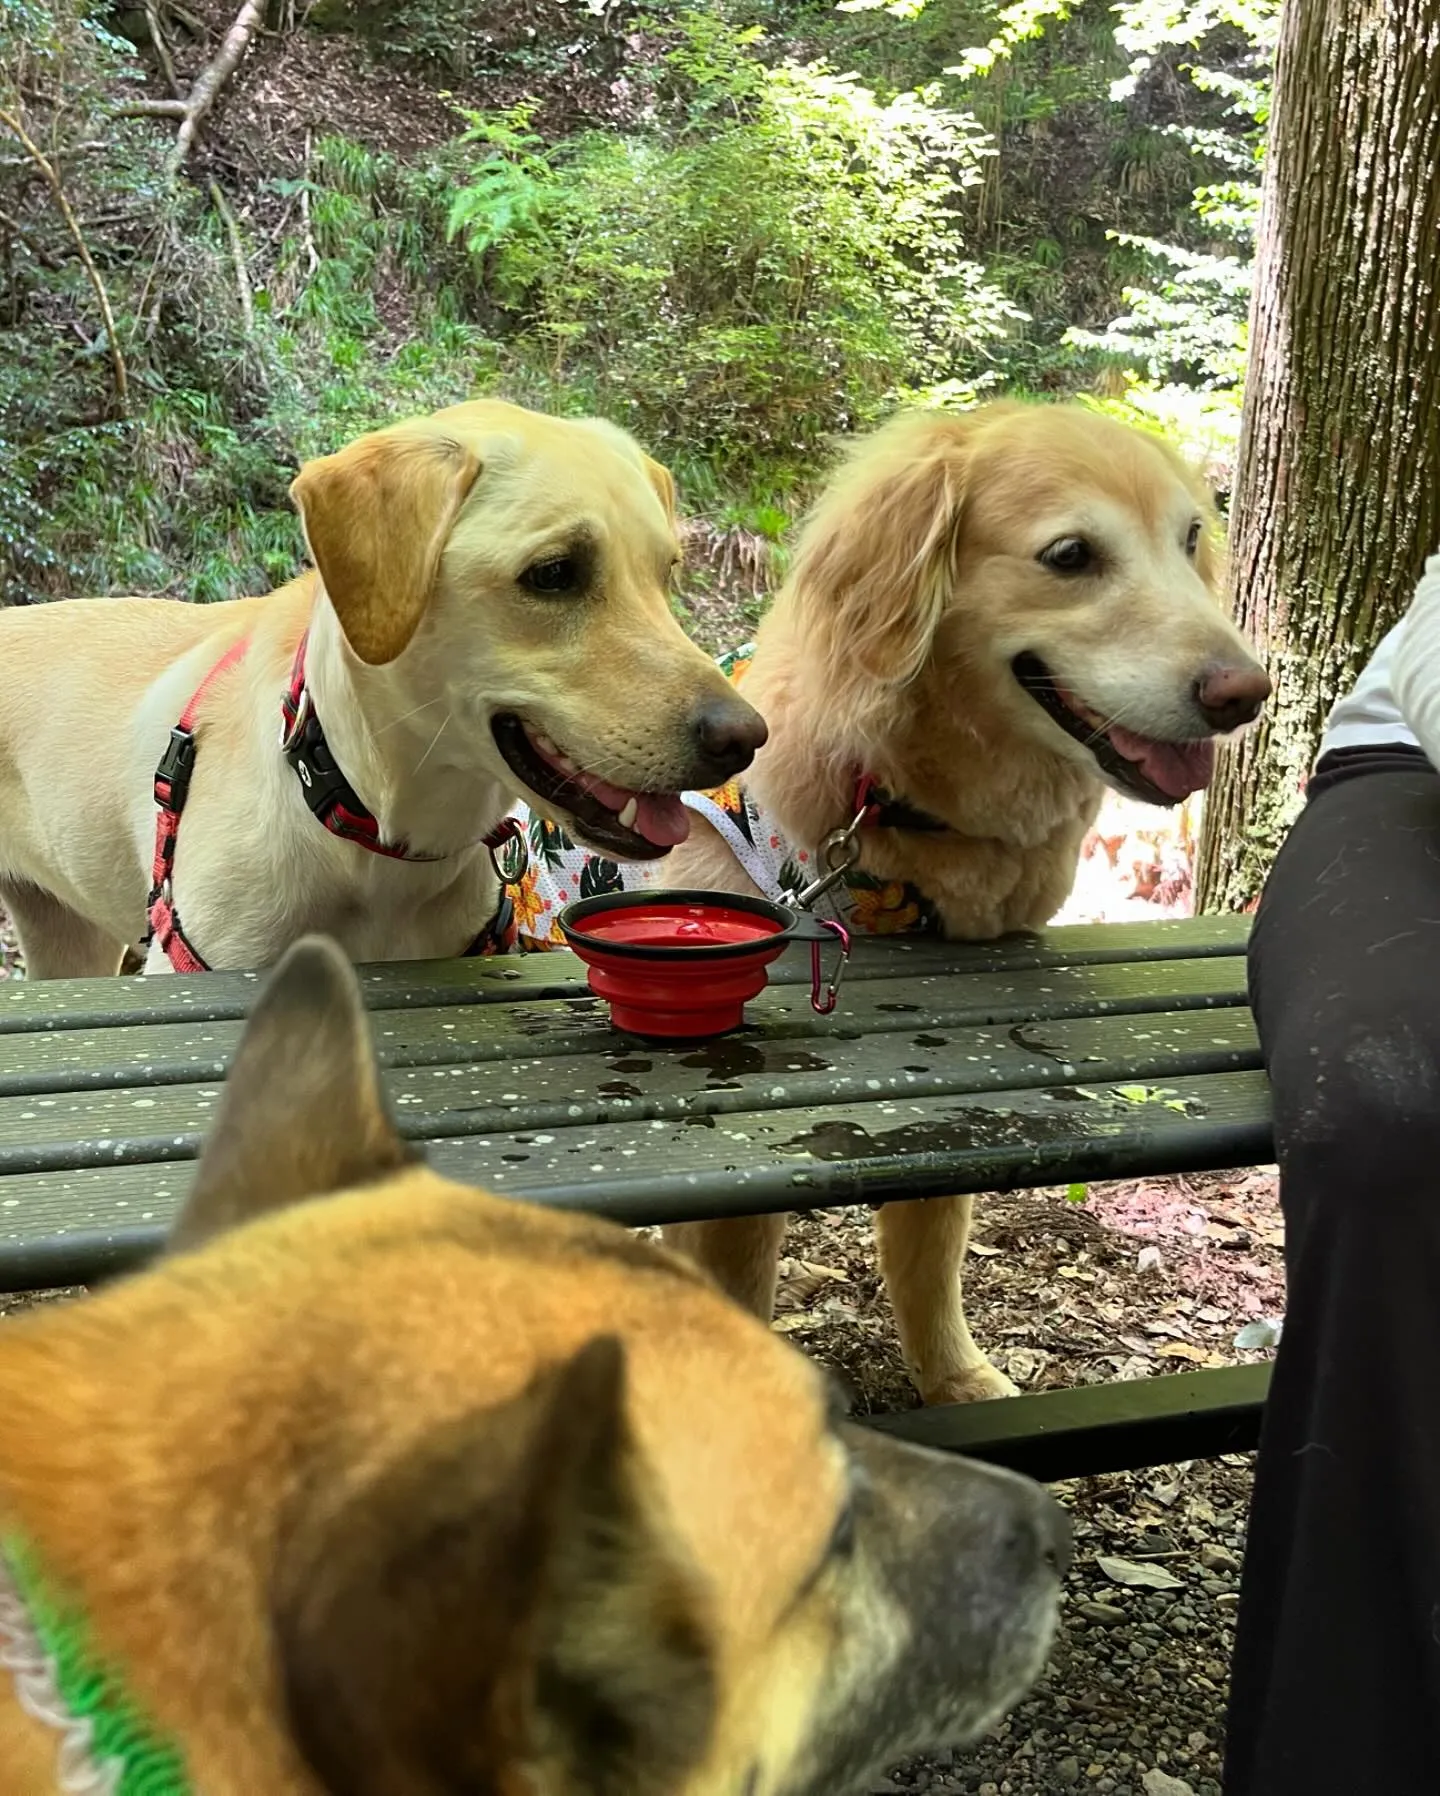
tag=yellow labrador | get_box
[0,400,764,976]
[658,402,1270,1405]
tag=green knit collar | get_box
[0,1535,191,1794]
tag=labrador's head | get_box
[290,401,765,858]
[785,402,1269,806]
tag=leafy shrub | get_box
[445,13,1018,497]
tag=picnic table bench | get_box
[0,913,1274,1482]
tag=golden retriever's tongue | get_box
[1107,727,1216,800]
[631,793,690,847]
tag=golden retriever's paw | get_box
[921,1362,1021,1406]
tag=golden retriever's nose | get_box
[1194,663,1272,732]
[691,696,769,782]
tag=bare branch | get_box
[0,139,109,164]
[168,0,267,173]
[114,97,189,117]
[298,126,319,274]
[209,179,253,330]
[0,107,129,412]
[144,0,185,99]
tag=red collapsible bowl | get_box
[559,889,812,1038]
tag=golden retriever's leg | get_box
[0,881,126,980]
[662,1214,789,1319]
[876,1197,1019,1404]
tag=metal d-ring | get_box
[487,820,530,886]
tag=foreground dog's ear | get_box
[276,1335,715,1796]
[291,428,481,665]
[790,412,968,691]
[642,453,677,525]
[170,937,412,1253]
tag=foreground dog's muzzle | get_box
[783,1433,1069,1795]
[491,694,768,860]
[1011,651,1270,807]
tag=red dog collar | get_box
[145,633,521,972]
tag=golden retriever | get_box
[653,401,1270,1405]
[0,400,765,977]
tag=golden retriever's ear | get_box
[1156,438,1226,596]
[642,454,677,525]
[291,429,481,665]
[789,413,969,690]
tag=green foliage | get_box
[1,0,1277,613]
[0,0,498,605]
[1064,0,1275,474]
[444,12,1017,494]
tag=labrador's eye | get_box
[1038,537,1095,575]
[1185,519,1203,559]
[521,557,580,595]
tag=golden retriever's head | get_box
[290,400,766,858]
[785,403,1269,807]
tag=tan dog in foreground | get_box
[660,403,1271,1407]
[0,399,764,976]
[0,938,1066,1794]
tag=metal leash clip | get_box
[784,802,868,913]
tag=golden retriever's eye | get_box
[1185,519,1203,559]
[1038,537,1095,576]
[520,557,580,595]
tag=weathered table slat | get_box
[0,1000,1257,1156]
[0,1062,1272,1287]
[0,916,1249,1036]
[0,954,1249,1097]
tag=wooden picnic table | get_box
[0,913,1275,1479]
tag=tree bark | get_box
[1194,0,1440,914]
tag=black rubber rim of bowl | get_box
[558,888,799,961]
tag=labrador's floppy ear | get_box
[168,936,414,1254]
[275,1335,716,1796]
[291,426,481,666]
[788,410,975,695]
[642,453,677,526]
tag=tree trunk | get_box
[1194,0,1440,914]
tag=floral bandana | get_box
[507,645,942,948]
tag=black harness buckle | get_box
[281,704,351,827]
[154,726,198,812]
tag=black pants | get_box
[1226,744,1440,1794]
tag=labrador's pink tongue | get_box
[568,767,690,846]
[1107,728,1216,800]
[632,793,691,847]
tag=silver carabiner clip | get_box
[787,804,868,912]
[809,916,850,1014]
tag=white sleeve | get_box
[1391,554,1440,766]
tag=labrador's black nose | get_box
[1194,663,1272,732]
[690,696,768,782]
